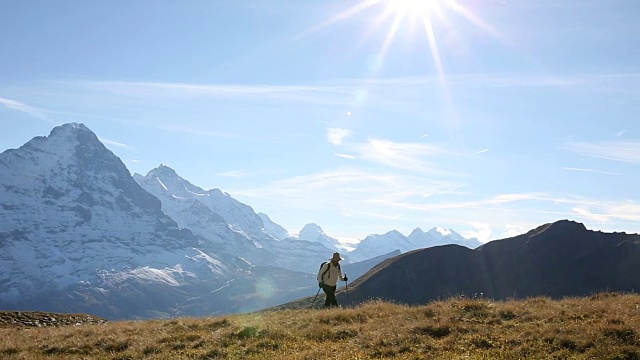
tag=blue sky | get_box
[1,0,639,243]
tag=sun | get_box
[293,0,502,83]
[385,0,442,18]
[376,0,452,82]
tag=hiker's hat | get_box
[330,252,343,261]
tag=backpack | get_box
[318,261,340,282]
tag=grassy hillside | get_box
[1,293,638,359]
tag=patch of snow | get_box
[156,177,169,191]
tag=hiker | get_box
[317,252,348,308]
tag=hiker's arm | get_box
[341,270,348,282]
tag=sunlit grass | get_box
[1,293,638,359]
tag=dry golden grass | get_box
[1,293,639,359]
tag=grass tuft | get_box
[414,325,451,338]
[236,326,266,339]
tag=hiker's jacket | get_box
[317,262,345,287]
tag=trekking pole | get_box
[345,273,350,307]
[310,287,322,309]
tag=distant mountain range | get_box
[349,227,482,262]
[0,123,481,319]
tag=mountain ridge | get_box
[335,219,640,306]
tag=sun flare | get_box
[385,0,442,18]
[295,0,501,77]
[293,0,503,109]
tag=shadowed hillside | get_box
[327,220,640,307]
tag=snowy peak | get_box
[299,223,325,239]
[297,223,344,252]
[1,122,162,219]
[49,122,93,137]
[258,213,289,240]
[3,122,123,175]
[433,227,452,236]
[137,164,206,198]
[409,227,454,239]
[146,164,181,183]
[349,226,482,262]
[410,227,480,249]
[136,165,270,242]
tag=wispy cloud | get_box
[80,80,354,106]
[158,125,259,141]
[0,96,53,123]
[218,170,244,178]
[353,139,447,173]
[56,73,640,122]
[563,140,640,163]
[335,153,356,160]
[230,168,462,211]
[343,210,403,221]
[331,72,640,92]
[327,128,354,145]
[473,148,489,155]
[571,201,640,223]
[561,167,621,176]
[391,192,552,212]
[99,137,137,151]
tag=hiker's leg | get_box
[321,284,332,308]
[326,285,337,308]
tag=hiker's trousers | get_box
[321,284,338,308]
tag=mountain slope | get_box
[134,165,270,242]
[134,165,337,273]
[258,212,289,240]
[133,165,271,263]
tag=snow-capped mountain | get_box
[348,230,408,263]
[408,227,482,249]
[133,165,271,262]
[134,165,338,273]
[0,123,316,319]
[348,227,481,262]
[0,124,225,311]
[296,223,349,253]
[258,212,289,240]
[134,165,272,242]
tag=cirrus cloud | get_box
[563,140,640,163]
